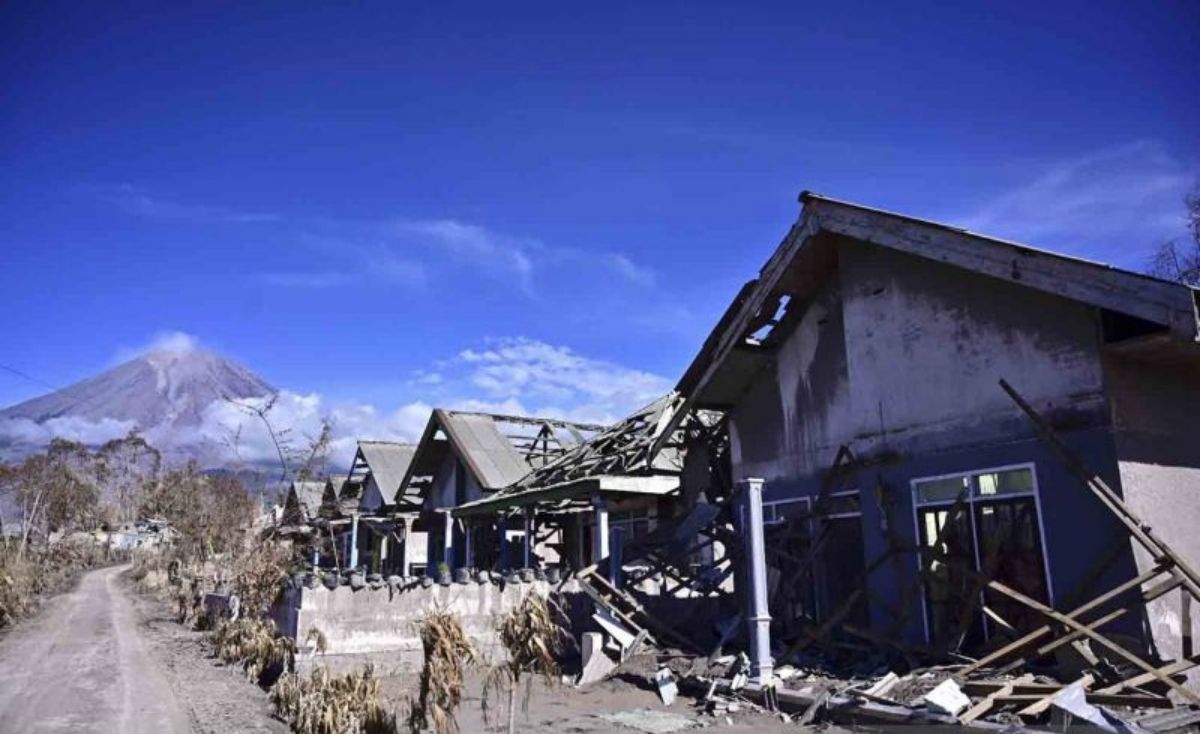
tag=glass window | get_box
[823,492,861,516]
[773,499,811,524]
[977,468,1034,497]
[915,475,970,504]
[912,464,1049,649]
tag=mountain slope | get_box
[0,347,275,460]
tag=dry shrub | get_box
[232,541,291,618]
[0,538,114,628]
[482,592,572,732]
[211,617,296,685]
[407,610,477,734]
[271,665,398,734]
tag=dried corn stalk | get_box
[482,592,572,734]
[211,618,296,683]
[407,610,476,734]
[272,664,398,734]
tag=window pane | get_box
[977,468,1034,497]
[916,475,970,503]
[774,499,811,524]
[822,493,861,516]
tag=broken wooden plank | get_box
[1016,674,1093,718]
[986,579,1200,704]
[956,564,1168,677]
[959,674,1034,724]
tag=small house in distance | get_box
[669,192,1200,677]
[400,409,604,576]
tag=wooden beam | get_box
[956,564,1168,677]
[986,579,1200,704]
[959,674,1034,724]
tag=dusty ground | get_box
[0,564,846,733]
[0,565,286,734]
[126,571,289,734]
[376,666,838,733]
[0,564,191,734]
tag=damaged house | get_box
[667,192,1200,689]
[453,394,726,572]
[312,441,428,576]
[400,409,604,576]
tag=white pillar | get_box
[442,510,454,570]
[591,494,609,564]
[349,513,360,570]
[609,525,623,587]
[523,508,535,568]
[498,516,510,570]
[463,518,474,570]
[399,517,411,577]
[743,478,773,684]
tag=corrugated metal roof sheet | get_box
[289,480,326,519]
[440,412,530,490]
[357,441,417,504]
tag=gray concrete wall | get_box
[276,579,580,668]
[726,241,1140,648]
[730,241,1109,485]
[1105,351,1200,683]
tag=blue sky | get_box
[1,1,1197,440]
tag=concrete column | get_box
[498,516,510,570]
[743,478,773,684]
[398,517,411,577]
[463,518,474,570]
[609,525,623,587]
[442,510,454,570]
[523,508,535,568]
[349,513,360,570]
[591,494,609,564]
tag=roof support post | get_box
[742,477,773,685]
[609,525,623,587]
[398,517,411,577]
[349,512,360,571]
[442,510,454,572]
[463,517,474,572]
[591,494,610,565]
[523,508,535,569]
[498,516,510,571]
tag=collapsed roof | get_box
[400,409,606,501]
[454,393,724,516]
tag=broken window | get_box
[913,465,1050,648]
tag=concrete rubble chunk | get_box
[923,678,971,717]
[654,667,678,706]
[577,631,618,686]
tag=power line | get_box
[0,361,60,392]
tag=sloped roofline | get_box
[655,191,1200,457]
[398,408,607,498]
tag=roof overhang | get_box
[452,474,680,517]
[654,192,1200,456]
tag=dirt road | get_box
[0,564,192,734]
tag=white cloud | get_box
[0,415,137,447]
[452,337,672,424]
[396,219,539,293]
[606,253,656,286]
[92,184,279,223]
[951,141,1195,266]
[2,335,670,469]
[180,391,434,469]
[111,330,202,364]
